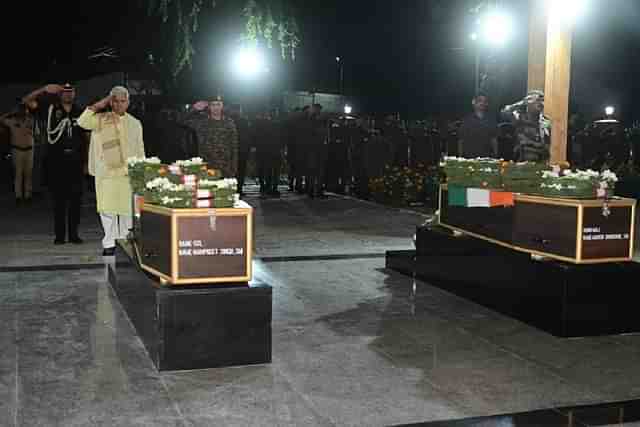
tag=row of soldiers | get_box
[142,103,452,199]
[236,107,451,199]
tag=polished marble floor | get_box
[2,188,640,426]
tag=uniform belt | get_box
[11,145,33,151]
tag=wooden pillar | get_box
[545,15,572,164]
[527,0,547,93]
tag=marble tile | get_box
[17,377,183,427]
[17,297,160,386]
[0,312,17,427]
[548,344,640,401]
[273,340,469,426]
[486,328,620,371]
[417,355,599,416]
[163,366,334,427]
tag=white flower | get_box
[160,196,183,204]
[542,171,560,179]
[127,156,161,166]
[540,183,566,190]
[600,170,618,182]
[145,177,185,191]
[174,157,204,167]
[198,178,237,190]
[559,169,599,181]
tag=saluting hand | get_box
[193,101,209,111]
[90,95,112,112]
[44,84,65,94]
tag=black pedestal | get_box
[109,242,272,371]
[386,226,640,338]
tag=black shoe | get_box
[16,198,23,206]
[69,236,83,244]
[54,238,65,245]
[102,247,116,256]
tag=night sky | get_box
[2,0,640,122]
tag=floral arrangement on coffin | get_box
[441,156,502,189]
[539,169,618,198]
[172,157,208,175]
[368,164,435,206]
[144,177,194,207]
[198,168,223,180]
[501,161,550,194]
[198,178,238,208]
[127,156,162,194]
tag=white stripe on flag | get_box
[466,188,491,207]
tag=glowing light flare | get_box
[546,0,589,23]
[605,106,615,116]
[232,47,268,78]
[344,105,352,115]
[480,12,513,46]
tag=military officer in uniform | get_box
[179,95,239,178]
[1,102,35,205]
[23,83,88,244]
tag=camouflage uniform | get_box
[179,112,239,177]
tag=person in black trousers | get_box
[23,83,88,244]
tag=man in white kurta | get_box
[77,86,145,256]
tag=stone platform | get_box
[387,225,640,338]
[108,241,272,371]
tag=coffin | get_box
[137,201,253,285]
[439,185,636,264]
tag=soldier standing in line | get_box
[303,104,328,198]
[23,83,88,245]
[228,104,251,196]
[179,96,239,178]
[326,117,349,194]
[255,109,283,197]
[290,106,309,194]
[284,108,301,192]
[381,114,408,167]
[352,117,371,198]
[1,103,35,205]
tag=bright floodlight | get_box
[481,11,513,45]
[344,105,352,115]
[546,0,588,23]
[233,46,266,78]
[605,106,615,116]
[470,32,478,41]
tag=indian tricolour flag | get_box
[448,186,514,208]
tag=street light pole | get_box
[336,56,345,107]
[336,56,344,94]
[475,46,480,95]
